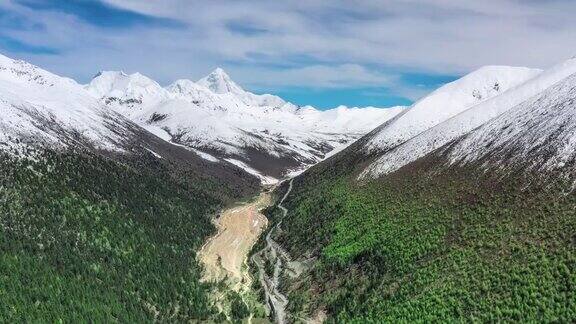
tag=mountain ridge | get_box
[0,52,261,195]
[364,65,543,153]
[85,66,406,181]
[361,57,576,179]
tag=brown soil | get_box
[198,192,270,288]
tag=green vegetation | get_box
[0,149,254,322]
[229,291,250,320]
[276,158,576,322]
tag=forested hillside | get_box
[255,59,576,323]
[0,148,259,322]
[268,140,576,322]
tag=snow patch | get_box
[192,148,219,162]
[145,148,162,159]
[225,158,279,185]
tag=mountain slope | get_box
[362,58,576,179]
[447,73,576,180]
[0,54,134,152]
[86,69,405,180]
[0,53,259,197]
[364,66,542,153]
[0,53,262,322]
[256,59,576,322]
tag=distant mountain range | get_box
[84,66,404,181]
[0,52,403,183]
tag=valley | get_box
[197,190,270,321]
[0,149,255,322]
[251,179,295,324]
[0,51,401,322]
[197,179,297,323]
[199,192,270,288]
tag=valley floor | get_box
[199,192,270,285]
[197,191,273,321]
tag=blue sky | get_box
[275,87,413,109]
[1,0,575,109]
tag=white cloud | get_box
[4,0,576,104]
[97,0,576,70]
[236,64,396,89]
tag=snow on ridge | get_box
[360,57,576,180]
[297,105,406,135]
[448,72,576,173]
[364,65,542,153]
[0,52,402,178]
[166,78,211,96]
[0,53,133,152]
[85,66,404,177]
[86,70,164,100]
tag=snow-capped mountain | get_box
[0,53,265,191]
[86,70,169,119]
[448,71,576,180]
[268,58,576,324]
[364,66,542,153]
[360,58,576,179]
[86,68,404,180]
[197,67,287,108]
[0,53,135,153]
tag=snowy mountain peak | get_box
[86,70,166,105]
[197,67,244,95]
[166,78,210,96]
[0,53,135,152]
[195,68,289,108]
[212,67,227,76]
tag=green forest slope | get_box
[0,149,258,322]
[273,151,576,322]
